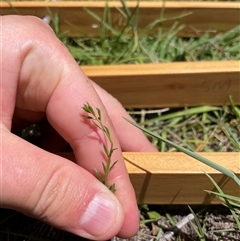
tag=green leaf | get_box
[102,162,107,173]
[97,108,102,121]
[94,169,105,183]
[146,211,161,220]
[104,126,112,142]
[103,144,109,157]
[109,183,116,193]
[83,115,93,120]
[109,147,118,156]
[87,103,95,116]
[82,104,89,112]
[109,160,118,171]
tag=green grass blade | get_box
[84,7,119,36]
[142,106,221,124]
[160,130,167,152]
[146,10,192,31]
[204,190,240,208]
[124,117,240,186]
[6,0,20,15]
[119,0,139,30]
[204,173,240,230]
[219,122,240,150]
[188,206,206,240]
[229,95,240,121]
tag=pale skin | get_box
[0,16,157,240]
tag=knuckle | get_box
[31,165,87,223]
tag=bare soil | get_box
[1,205,239,241]
[112,205,240,241]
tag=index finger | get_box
[46,70,139,238]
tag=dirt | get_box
[0,200,239,240]
[112,205,240,241]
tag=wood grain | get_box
[82,61,240,107]
[58,152,240,204]
[1,1,239,37]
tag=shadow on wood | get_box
[58,152,240,204]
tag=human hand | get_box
[0,15,157,240]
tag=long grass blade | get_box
[142,106,221,125]
[124,117,240,186]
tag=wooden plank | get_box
[82,61,240,108]
[1,1,239,37]
[59,152,240,204]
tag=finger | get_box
[46,75,140,238]
[1,128,124,240]
[91,82,158,152]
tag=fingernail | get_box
[80,193,121,236]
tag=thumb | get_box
[1,128,124,240]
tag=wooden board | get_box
[1,1,240,37]
[59,152,240,204]
[82,61,240,107]
[2,2,239,108]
